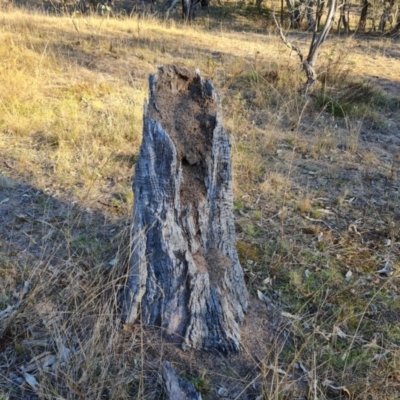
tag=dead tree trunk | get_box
[122,65,248,354]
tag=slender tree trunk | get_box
[182,0,198,20]
[305,0,336,88]
[77,0,86,12]
[358,0,369,31]
[379,11,388,31]
[122,66,248,354]
[337,0,349,34]
[379,0,396,32]
[161,0,179,15]
[274,0,336,91]
[286,0,301,28]
[306,0,316,29]
[391,16,400,34]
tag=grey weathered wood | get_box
[162,361,202,400]
[121,65,248,353]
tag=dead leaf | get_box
[294,362,309,373]
[262,277,271,285]
[0,305,14,319]
[315,328,331,340]
[372,350,390,361]
[345,270,353,282]
[218,387,228,396]
[333,326,347,339]
[23,352,56,373]
[257,290,272,305]
[376,261,392,275]
[59,346,71,362]
[281,311,301,320]
[266,365,287,375]
[24,372,39,391]
[322,380,351,398]
[348,224,361,236]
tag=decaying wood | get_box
[121,65,248,354]
[162,361,202,400]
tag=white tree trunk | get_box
[122,65,248,354]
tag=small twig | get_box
[3,160,14,169]
[302,214,337,231]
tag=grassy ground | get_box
[0,5,400,399]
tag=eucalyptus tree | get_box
[274,0,337,91]
[182,0,209,20]
[160,0,209,20]
[379,0,397,31]
[358,0,369,31]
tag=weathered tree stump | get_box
[122,65,248,353]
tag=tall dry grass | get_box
[0,5,400,399]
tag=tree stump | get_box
[122,65,248,353]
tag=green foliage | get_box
[188,373,210,395]
[317,81,389,117]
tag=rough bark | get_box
[122,65,248,354]
[163,362,202,400]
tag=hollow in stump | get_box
[122,65,248,353]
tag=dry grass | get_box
[0,5,400,399]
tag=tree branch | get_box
[272,12,304,63]
[273,0,336,91]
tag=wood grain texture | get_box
[122,65,248,353]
